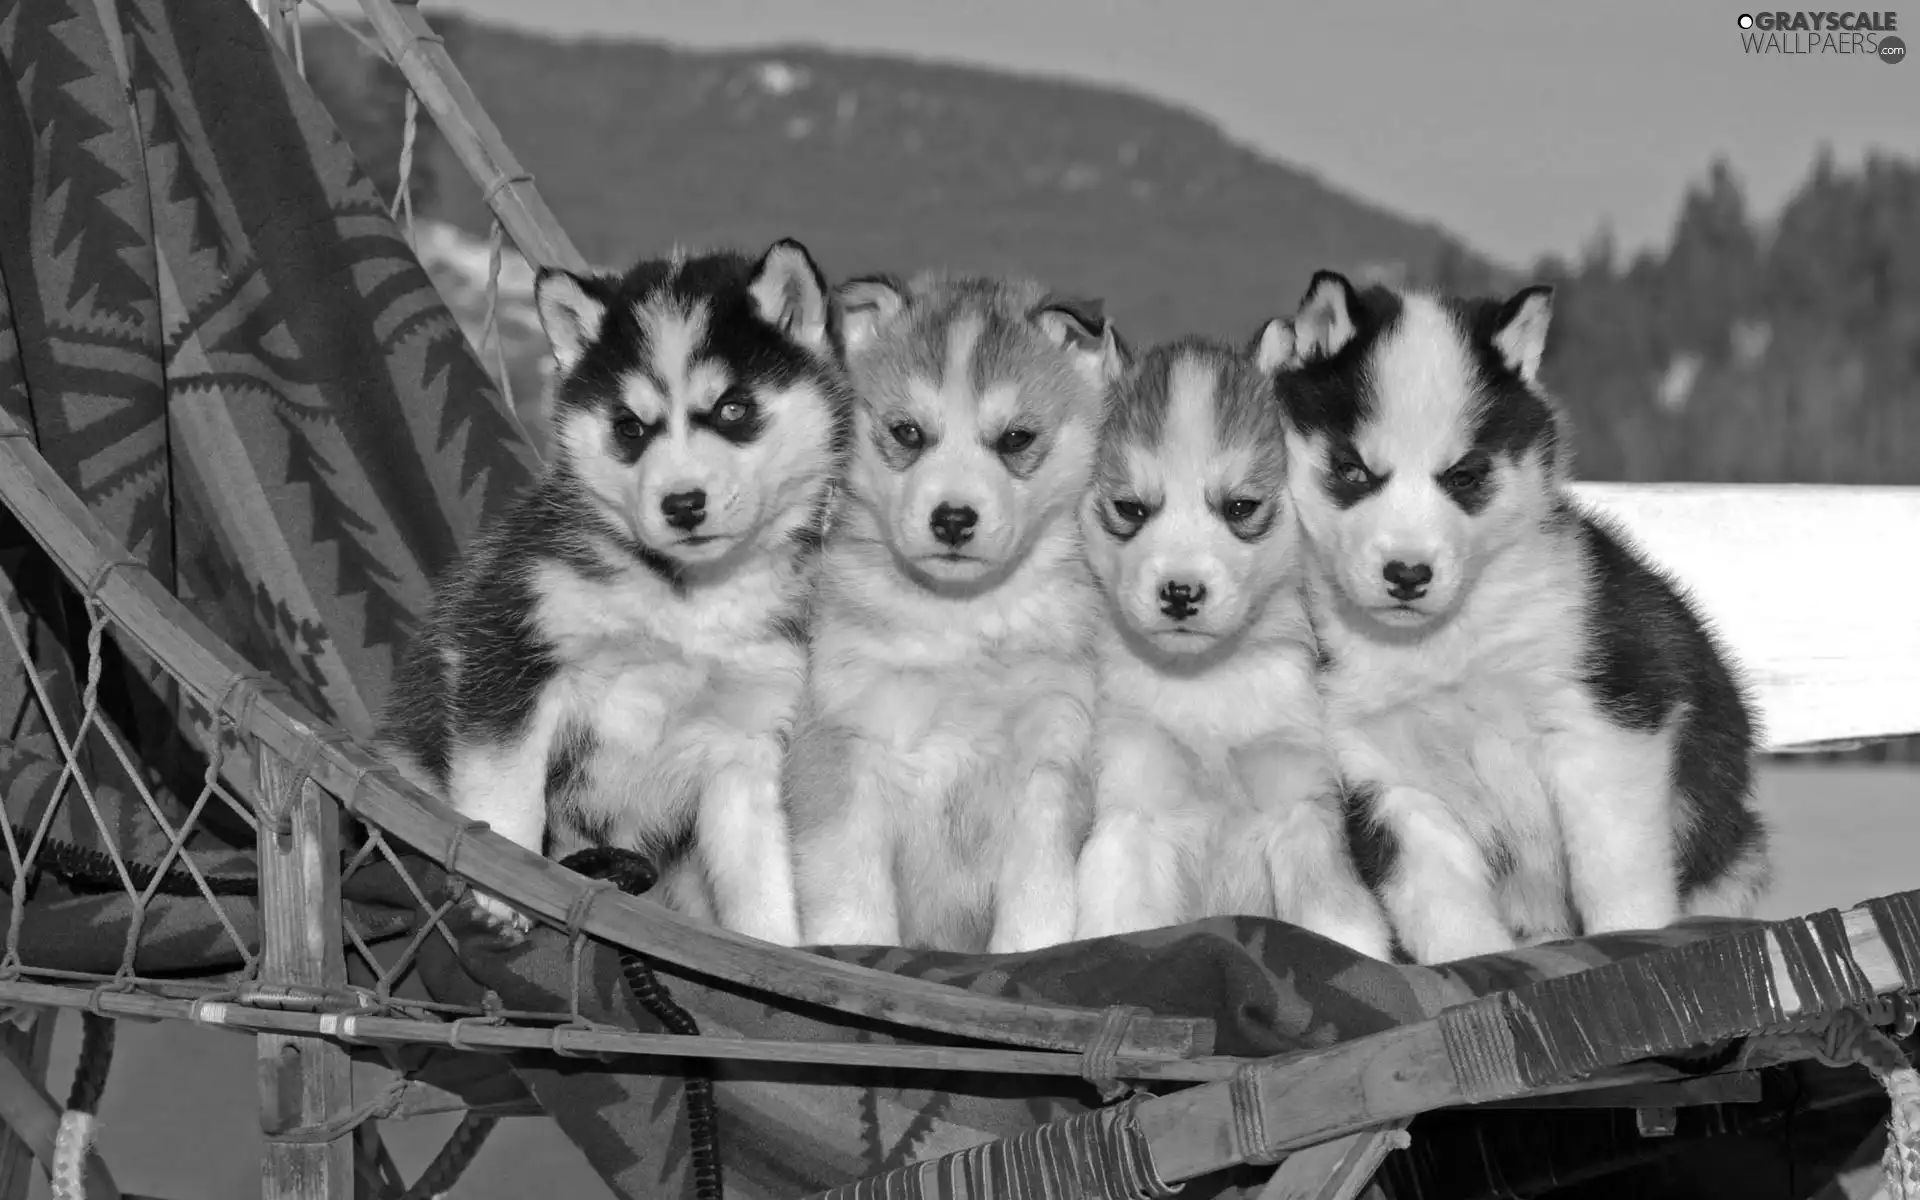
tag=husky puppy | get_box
[784,273,1123,954]
[380,239,852,943]
[1073,337,1394,959]
[1258,271,1770,964]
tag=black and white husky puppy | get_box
[1073,336,1393,958]
[380,240,852,942]
[1260,272,1771,964]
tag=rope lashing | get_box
[391,89,419,246]
[267,1076,434,1144]
[1759,905,1920,1196]
[438,817,492,900]
[1771,1001,1920,1198]
[480,171,535,208]
[1080,1004,1148,1103]
[1229,1059,1288,1167]
[557,847,723,1200]
[50,1011,115,1200]
[481,217,519,413]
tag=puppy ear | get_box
[833,275,906,356]
[534,267,610,375]
[749,238,832,355]
[1032,295,1126,388]
[1251,317,1297,374]
[1292,270,1361,363]
[1490,284,1554,383]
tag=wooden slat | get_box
[352,0,589,277]
[263,0,296,59]
[1257,1122,1409,1200]
[1135,899,1905,1183]
[1472,1070,1762,1110]
[0,1019,50,1200]
[1571,482,1920,750]
[256,746,353,1200]
[0,412,1210,1062]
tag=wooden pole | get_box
[0,1021,48,1200]
[353,0,590,276]
[256,746,353,1200]
[261,0,296,59]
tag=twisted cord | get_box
[557,848,722,1200]
[50,1011,116,1200]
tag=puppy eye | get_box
[995,428,1036,455]
[712,391,756,428]
[1112,499,1150,525]
[1223,498,1261,522]
[1332,456,1373,486]
[1441,458,1492,493]
[889,421,924,450]
[613,416,646,442]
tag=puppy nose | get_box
[661,489,707,531]
[1382,559,1433,601]
[1158,580,1207,620]
[929,503,978,547]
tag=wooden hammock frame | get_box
[0,2,1914,1199]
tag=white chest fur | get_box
[1098,629,1324,762]
[810,561,1097,791]
[790,537,1101,953]
[528,556,807,820]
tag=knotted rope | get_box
[50,1011,115,1200]
[1770,998,1920,1198]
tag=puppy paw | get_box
[466,890,534,939]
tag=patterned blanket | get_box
[0,1,1891,1197]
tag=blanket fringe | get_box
[807,1094,1176,1200]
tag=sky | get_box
[416,0,1915,269]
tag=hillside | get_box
[301,13,1499,346]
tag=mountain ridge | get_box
[304,12,1504,347]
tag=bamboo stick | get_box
[0,412,1211,1063]
[257,746,354,1200]
[0,976,1821,1105]
[0,1020,52,1200]
[351,0,589,276]
[263,0,296,60]
[0,976,1224,1083]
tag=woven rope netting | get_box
[0,496,585,1195]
